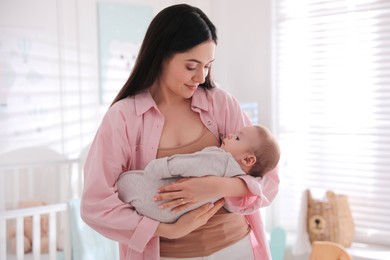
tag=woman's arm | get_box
[154,176,250,211]
[154,167,279,213]
[155,199,225,239]
[80,104,159,253]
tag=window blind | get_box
[273,0,390,246]
[0,0,98,158]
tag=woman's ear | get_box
[240,153,256,167]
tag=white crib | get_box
[0,146,82,260]
[0,145,119,260]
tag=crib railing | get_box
[0,203,71,260]
[0,157,83,212]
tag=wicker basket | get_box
[306,189,355,247]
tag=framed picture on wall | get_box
[97,2,154,105]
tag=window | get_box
[0,0,102,158]
[273,0,390,246]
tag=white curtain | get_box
[273,0,390,246]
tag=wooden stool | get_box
[309,241,352,260]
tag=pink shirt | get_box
[81,87,279,260]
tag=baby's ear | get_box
[241,154,256,167]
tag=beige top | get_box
[157,127,250,257]
[157,126,217,158]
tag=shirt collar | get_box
[134,90,158,116]
[191,88,209,111]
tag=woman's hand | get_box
[153,176,222,212]
[155,198,225,239]
[153,176,250,212]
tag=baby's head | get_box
[221,125,280,178]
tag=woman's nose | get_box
[193,68,206,84]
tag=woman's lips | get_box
[185,84,198,90]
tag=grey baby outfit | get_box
[116,146,245,223]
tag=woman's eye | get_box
[186,66,196,71]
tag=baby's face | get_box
[220,126,258,160]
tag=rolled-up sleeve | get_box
[224,167,280,214]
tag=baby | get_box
[116,125,280,223]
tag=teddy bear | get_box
[8,200,49,254]
[306,190,355,247]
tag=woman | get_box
[81,4,279,260]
